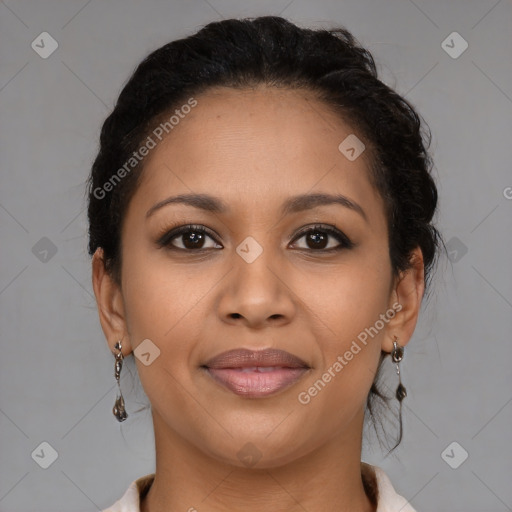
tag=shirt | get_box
[102,462,417,512]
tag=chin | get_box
[198,428,315,470]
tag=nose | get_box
[217,246,296,329]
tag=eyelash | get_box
[156,223,354,253]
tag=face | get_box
[102,86,405,468]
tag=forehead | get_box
[128,86,384,224]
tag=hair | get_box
[87,15,443,452]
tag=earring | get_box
[112,340,128,422]
[391,336,407,402]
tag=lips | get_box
[202,348,310,398]
[203,348,309,369]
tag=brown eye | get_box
[157,223,353,253]
[304,231,329,249]
[291,225,354,251]
[178,230,207,250]
[157,225,222,251]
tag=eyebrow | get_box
[145,192,368,222]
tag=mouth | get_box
[201,348,310,398]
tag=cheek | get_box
[121,245,200,337]
[292,253,391,406]
[294,251,392,343]
[119,250,206,415]
[120,247,217,388]
[294,281,388,437]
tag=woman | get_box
[88,15,441,512]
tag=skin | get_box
[92,85,424,512]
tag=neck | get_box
[141,410,376,512]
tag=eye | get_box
[157,223,354,253]
[290,224,354,252]
[157,224,222,251]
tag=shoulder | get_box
[102,473,155,512]
[362,462,418,512]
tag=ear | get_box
[382,246,425,353]
[91,248,133,356]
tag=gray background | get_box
[1,0,511,511]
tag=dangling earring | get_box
[391,336,407,402]
[112,340,128,422]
